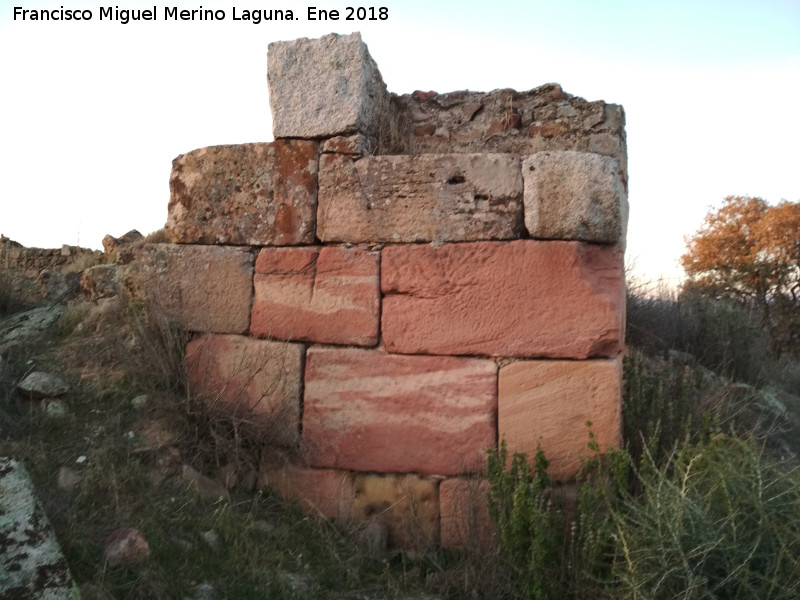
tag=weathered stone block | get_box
[268,32,391,139]
[382,240,624,358]
[166,140,318,245]
[353,473,439,549]
[303,347,497,475]
[258,462,354,521]
[122,244,253,334]
[185,334,304,446]
[498,358,622,480]
[523,151,627,244]
[251,246,380,346]
[439,478,494,550]
[318,153,523,243]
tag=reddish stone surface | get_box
[321,134,370,155]
[166,140,318,245]
[498,358,622,481]
[251,246,380,346]
[121,244,253,334]
[412,90,437,101]
[185,334,304,446]
[353,473,439,549]
[318,153,523,243]
[381,240,624,358]
[439,478,494,550]
[303,347,497,475]
[259,462,354,521]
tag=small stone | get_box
[131,394,149,410]
[103,527,150,567]
[412,90,437,101]
[17,371,70,398]
[57,466,83,492]
[462,102,482,121]
[182,465,230,502]
[192,581,217,600]
[200,530,220,551]
[76,455,88,465]
[42,399,67,419]
[357,521,389,557]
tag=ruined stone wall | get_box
[125,32,628,550]
[0,235,104,302]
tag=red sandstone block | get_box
[185,334,304,447]
[303,347,497,475]
[439,478,494,550]
[381,240,624,359]
[166,140,318,245]
[258,462,354,521]
[498,358,622,481]
[250,246,380,346]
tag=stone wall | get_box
[0,235,104,302]
[126,32,628,550]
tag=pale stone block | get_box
[498,358,622,480]
[523,151,627,244]
[268,32,391,139]
[318,153,523,243]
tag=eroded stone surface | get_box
[268,32,391,140]
[439,478,493,550]
[498,358,622,480]
[122,244,253,334]
[0,457,79,597]
[166,141,318,245]
[523,151,627,244]
[303,347,497,475]
[185,334,304,446]
[353,473,439,550]
[382,240,624,358]
[251,246,380,346]
[317,153,523,243]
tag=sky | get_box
[1,0,798,285]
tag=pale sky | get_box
[1,0,798,285]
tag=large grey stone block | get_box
[268,32,391,139]
[523,151,628,245]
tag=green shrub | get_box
[612,435,800,600]
[487,441,564,599]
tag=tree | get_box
[681,196,800,353]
